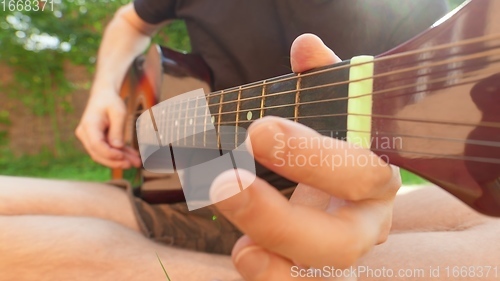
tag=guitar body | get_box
[111,46,159,181]
[372,0,500,215]
[112,45,212,203]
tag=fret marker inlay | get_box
[247,111,253,121]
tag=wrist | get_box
[89,78,121,98]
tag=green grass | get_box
[156,253,172,281]
[400,169,427,185]
[0,148,109,181]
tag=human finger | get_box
[290,33,341,73]
[246,117,399,201]
[211,170,389,269]
[106,102,127,148]
[122,145,142,168]
[232,236,330,281]
[76,122,131,168]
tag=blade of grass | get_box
[156,252,172,281]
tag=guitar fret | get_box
[217,90,224,150]
[203,100,208,148]
[168,102,173,145]
[148,108,163,146]
[176,100,182,146]
[260,80,266,118]
[235,86,242,147]
[193,96,198,146]
[295,73,301,123]
[158,105,163,145]
[183,98,189,146]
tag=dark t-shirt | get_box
[133,0,448,189]
[134,0,448,90]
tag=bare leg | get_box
[358,187,500,281]
[0,176,241,280]
[0,215,240,281]
[391,186,491,232]
[0,176,140,231]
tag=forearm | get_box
[92,3,164,94]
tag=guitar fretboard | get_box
[138,60,353,152]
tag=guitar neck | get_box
[220,61,354,136]
[151,58,371,150]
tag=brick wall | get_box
[0,62,91,156]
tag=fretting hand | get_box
[211,34,401,281]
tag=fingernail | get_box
[211,182,240,204]
[234,246,269,279]
[210,170,253,209]
[247,118,284,162]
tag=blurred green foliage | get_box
[0,0,189,153]
[0,0,189,181]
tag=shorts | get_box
[110,177,295,255]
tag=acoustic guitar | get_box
[114,0,500,216]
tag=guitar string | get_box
[141,139,500,165]
[157,48,500,121]
[207,60,500,117]
[370,149,500,165]
[156,62,498,125]
[162,134,500,165]
[148,54,497,124]
[313,129,500,148]
[139,38,500,148]
[156,46,500,121]
[204,46,500,108]
[164,127,500,149]
[147,69,500,130]
[217,112,500,129]
[143,34,500,116]
[157,122,500,152]
[152,33,500,108]
[201,33,500,99]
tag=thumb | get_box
[107,104,127,148]
[290,33,341,73]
